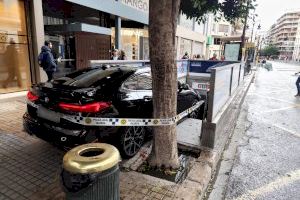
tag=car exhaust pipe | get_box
[61,137,67,142]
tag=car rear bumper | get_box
[23,112,99,147]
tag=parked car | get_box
[23,66,205,157]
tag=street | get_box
[209,61,300,200]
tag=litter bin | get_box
[61,143,120,200]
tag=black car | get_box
[23,66,205,157]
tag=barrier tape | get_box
[27,101,204,127]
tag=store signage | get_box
[121,0,149,12]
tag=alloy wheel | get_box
[122,126,145,157]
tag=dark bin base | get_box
[62,165,120,200]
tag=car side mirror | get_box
[178,82,183,92]
[178,82,189,92]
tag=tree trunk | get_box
[148,0,181,168]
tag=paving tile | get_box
[0,100,180,200]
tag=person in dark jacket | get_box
[39,41,57,81]
[118,50,127,60]
[295,71,300,97]
[182,52,189,59]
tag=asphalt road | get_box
[210,61,300,200]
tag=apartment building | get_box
[267,10,300,60]
[293,21,300,61]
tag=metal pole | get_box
[115,16,121,50]
[250,18,255,43]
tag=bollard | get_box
[61,143,120,200]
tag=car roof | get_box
[97,65,151,75]
[135,67,151,74]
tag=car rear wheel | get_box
[119,126,145,158]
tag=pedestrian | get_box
[111,49,119,60]
[38,41,57,82]
[209,53,218,61]
[3,39,22,88]
[295,71,300,97]
[221,55,225,61]
[182,52,189,59]
[118,50,127,60]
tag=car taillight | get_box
[59,102,111,113]
[27,91,39,101]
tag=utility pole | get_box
[250,15,256,43]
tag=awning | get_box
[44,23,112,35]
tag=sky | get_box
[255,0,300,31]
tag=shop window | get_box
[214,38,221,45]
[219,24,229,33]
[0,0,31,94]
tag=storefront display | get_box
[111,28,149,60]
[0,0,31,94]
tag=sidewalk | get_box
[0,96,213,200]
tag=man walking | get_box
[295,72,300,97]
[38,41,57,82]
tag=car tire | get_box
[119,126,145,158]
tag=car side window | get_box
[122,73,152,90]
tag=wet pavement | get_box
[223,62,300,200]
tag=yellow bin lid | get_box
[63,143,120,174]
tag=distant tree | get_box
[260,46,280,57]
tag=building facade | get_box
[0,0,207,94]
[206,17,233,59]
[266,10,300,60]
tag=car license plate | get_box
[37,106,61,123]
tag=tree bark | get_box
[148,0,181,168]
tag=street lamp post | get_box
[254,24,261,64]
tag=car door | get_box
[135,73,153,118]
[117,73,152,118]
[134,75,190,117]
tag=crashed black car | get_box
[23,66,205,157]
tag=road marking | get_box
[260,106,299,114]
[233,169,300,200]
[250,93,300,107]
[271,124,300,139]
[255,89,291,95]
[252,117,300,139]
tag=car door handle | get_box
[144,96,152,102]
